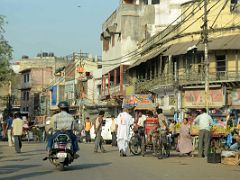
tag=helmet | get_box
[58,101,69,111]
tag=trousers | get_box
[198,129,210,157]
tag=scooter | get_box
[48,132,74,171]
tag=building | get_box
[19,67,53,118]
[100,0,192,112]
[127,0,240,118]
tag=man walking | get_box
[110,115,117,146]
[94,111,105,153]
[12,113,24,153]
[116,108,134,157]
[6,113,13,147]
[84,117,92,143]
[194,108,213,158]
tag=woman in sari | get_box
[178,118,192,155]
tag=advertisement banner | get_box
[183,89,224,108]
[51,86,57,106]
[122,94,153,108]
[232,89,240,106]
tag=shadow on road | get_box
[0,164,40,175]
[0,171,53,180]
[67,162,112,171]
[0,157,31,163]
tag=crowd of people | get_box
[1,104,239,162]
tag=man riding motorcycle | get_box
[46,101,79,159]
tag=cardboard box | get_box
[222,153,240,166]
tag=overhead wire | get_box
[98,0,205,64]
[46,0,221,88]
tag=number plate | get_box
[57,152,67,158]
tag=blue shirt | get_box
[6,117,13,129]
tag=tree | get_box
[0,15,13,84]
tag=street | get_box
[0,142,239,180]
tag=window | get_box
[24,74,26,83]
[152,0,160,4]
[216,55,226,72]
[112,35,115,47]
[23,73,30,83]
[103,38,110,51]
[26,91,29,101]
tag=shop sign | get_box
[232,89,240,106]
[122,94,153,108]
[183,89,224,107]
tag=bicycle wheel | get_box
[129,135,141,155]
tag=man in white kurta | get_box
[116,108,134,156]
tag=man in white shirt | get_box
[194,108,213,158]
[116,108,134,157]
[12,113,24,153]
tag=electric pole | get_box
[204,0,209,112]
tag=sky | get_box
[0,0,119,60]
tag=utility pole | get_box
[203,0,209,112]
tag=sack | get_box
[190,126,199,136]
[207,153,221,163]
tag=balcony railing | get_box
[102,84,127,98]
[135,71,240,92]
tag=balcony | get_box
[101,84,127,99]
[135,71,240,93]
[20,82,32,90]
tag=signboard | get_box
[232,89,240,106]
[51,86,57,106]
[183,89,224,108]
[122,94,153,108]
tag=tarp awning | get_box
[163,41,196,56]
[134,103,155,111]
[129,46,167,69]
[198,34,240,51]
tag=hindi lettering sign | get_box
[122,94,153,108]
[183,89,224,108]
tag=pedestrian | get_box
[5,113,13,147]
[116,108,134,157]
[177,118,192,156]
[84,117,92,143]
[12,113,24,153]
[94,111,106,153]
[193,108,213,158]
[156,108,168,131]
[110,115,117,146]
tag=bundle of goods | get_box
[211,125,226,137]
[190,125,199,136]
[221,151,240,166]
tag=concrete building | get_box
[19,67,52,118]
[100,0,192,109]
[127,0,240,118]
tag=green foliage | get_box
[0,15,13,84]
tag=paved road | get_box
[0,141,239,180]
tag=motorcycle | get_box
[48,131,74,171]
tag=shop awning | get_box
[134,103,156,111]
[163,41,197,56]
[129,46,167,69]
[163,34,240,56]
[198,34,240,51]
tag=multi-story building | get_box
[100,0,192,111]
[128,0,240,117]
[19,67,52,118]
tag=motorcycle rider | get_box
[46,101,79,159]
